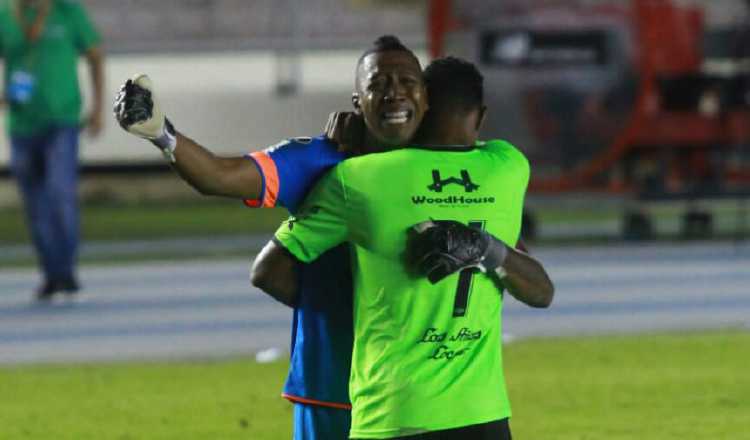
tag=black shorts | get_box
[353,418,512,440]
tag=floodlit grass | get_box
[0,201,288,245]
[0,331,747,439]
[0,359,292,440]
[506,331,749,440]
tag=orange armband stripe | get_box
[244,151,280,208]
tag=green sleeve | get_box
[510,143,530,247]
[489,139,530,187]
[486,139,530,246]
[69,3,101,53]
[274,166,350,263]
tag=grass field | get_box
[0,200,288,245]
[1,331,747,439]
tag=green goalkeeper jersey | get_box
[275,140,529,439]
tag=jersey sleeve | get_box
[244,136,346,214]
[483,139,530,247]
[274,165,350,263]
[487,139,530,188]
[503,141,531,246]
[69,2,101,53]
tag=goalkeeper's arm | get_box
[497,246,555,308]
[407,220,554,308]
[113,74,262,199]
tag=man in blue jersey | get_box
[114,36,429,440]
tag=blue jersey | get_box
[246,135,353,408]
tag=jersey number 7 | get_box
[452,220,486,317]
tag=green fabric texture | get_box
[0,0,100,135]
[275,140,530,439]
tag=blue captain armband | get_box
[244,136,347,213]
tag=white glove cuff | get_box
[151,118,177,163]
[494,266,508,279]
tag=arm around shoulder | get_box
[405,220,554,307]
[496,246,554,308]
[250,239,300,308]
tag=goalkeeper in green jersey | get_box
[255,57,554,439]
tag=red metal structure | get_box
[428,0,750,197]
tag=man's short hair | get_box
[424,56,484,113]
[357,35,421,68]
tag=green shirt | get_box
[275,140,530,439]
[0,0,100,136]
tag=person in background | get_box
[0,0,104,301]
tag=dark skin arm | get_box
[408,221,553,308]
[498,246,554,308]
[83,46,105,137]
[170,132,263,200]
[251,237,554,310]
[114,74,263,199]
[250,240,299,308]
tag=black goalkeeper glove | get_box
[113,74,177,162]
[406,220,509,284]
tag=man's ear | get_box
[351,93,362,114]
[476,105,488,131]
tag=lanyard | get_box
[11,0,52,70]
[12,0,51,43]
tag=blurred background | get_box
[2,0,750,242]
[0,1,749,438]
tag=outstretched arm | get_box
[171,132,262,199]
[250,240,299,308]
[113,74,263,199]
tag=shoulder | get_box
[481,139,529,170]
[56,0,84,8]
[263,135,346,173]
[266,135,339,156]
[56,0,83,11]
[337,146,412,169]
[54,0,90,19]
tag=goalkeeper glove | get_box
[406,220,509,284]
[113,74,177,162]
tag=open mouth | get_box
[381,109,413,125]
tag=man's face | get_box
[354,51,428,148]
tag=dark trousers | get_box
[353,418,512,440]
[10,126,80,282]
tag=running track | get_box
[1,242,748,364]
